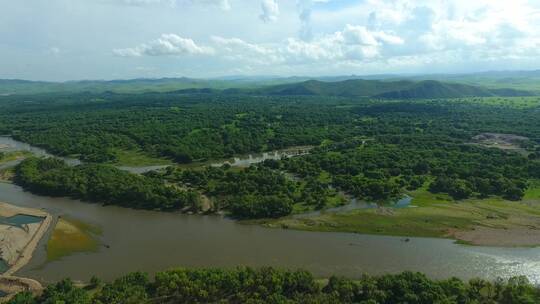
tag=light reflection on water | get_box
[0,136,80,166]
[469,250,540,283]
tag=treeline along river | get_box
[0,182,539,284]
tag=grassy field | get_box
[47,217,102,261]
[266,183,540,245]
[0,151,32,165]
[524,180,540,200]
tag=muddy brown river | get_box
[0,182,539,284]
[1,137,540,284]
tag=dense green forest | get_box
[149,164,344,218]
[15,157,200,211]
[7,268,540,304]
[3,90,540,219]
[0,93,353,163]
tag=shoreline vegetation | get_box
[8,154,540,248]
[262,185,540,247]
[0,202,50,301]
[5,267,540,304]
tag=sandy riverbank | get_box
[1,202,51,301]
[0,202,52,276]
[0,276,43,302]
[450,226,540,247]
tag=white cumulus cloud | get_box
[110,0,231,10]
[114,34,214,57]
[260,0,279,23]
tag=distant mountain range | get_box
[217,79,532,99]
[1,70,539,98]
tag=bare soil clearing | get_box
[472,133,530,154]
[450,226,540,247]
[0,202,50,301]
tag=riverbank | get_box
[0,202,52,275]
[0,202,51,301]
[2,181,540,285]
[264,186,540,247]
[0,276,42,302]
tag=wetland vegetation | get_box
[46,217,102,262]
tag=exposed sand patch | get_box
[0,224,41,265]
[472,133,530,154]
[0,276,42,302]
[0,202,48,218]
[0,170,14,182]
[1,203,51,271]
[451,226,540,247]
[200,195,213,212]
[448,212,540,247]
[0,202,50,301]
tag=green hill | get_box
[254,79,413,97]
[254,79,535,99]
[1,75,536,98]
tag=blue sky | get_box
[2,0,540,81]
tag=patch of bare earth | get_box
[0,277,43,302]
[472,133,530,154]
[1,202,50,301]
[451,226,540,247]
[448,213,540,246]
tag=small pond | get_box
[0,214,44,229]
[296,195,413,218]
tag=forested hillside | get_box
[253,79,534,98]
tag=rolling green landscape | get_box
[0,78,539,235]
[2,73,540,303]
[5,0,540,302]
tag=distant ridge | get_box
[252,79,535,99]
[1,71,538,97]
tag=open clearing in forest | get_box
[472,133,530,154]
[111,149,172,167]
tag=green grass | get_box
[0,150,32,165]
[524,180,540,200]
[269,185,540,243]
[112,149,172,166]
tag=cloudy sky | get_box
[2,0,540,81]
